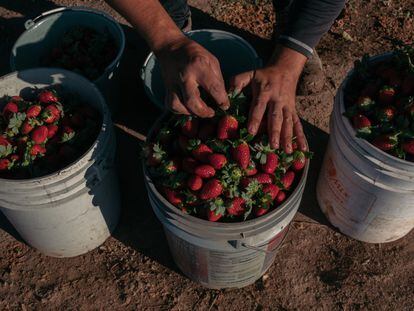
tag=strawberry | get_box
[189,140,213,163]
[217,115,238,139]
[0,136,10,146]
[10,96,23,103]
[10,154,19,162]
[226,197,246,216]
[187,175,203,191]
[262,183,280,200]
[207,197,225,222]
[61,126,75,142]
[275,191,286,204]
[254,206,269,217]
[46,124,59,139]
[244,161,257,176]
[402,74,414,96]
[241,173,272,188]
[0,158,11,170]
[372,134,398,151]
[231,141,250,169]
[208,153,227,170]
[31,126,48,144]
[179,116,199,138]
[261,153,279,174]
[194,164,216,179]
[356,96,375,111]
[21,120,35,135]
[70,112,85,128]
[402,139,414,155]
[2,102,18,118]
[199,178,223,200]
[378,86,395,105]
[182,157,198,173]
[42,104,61,123]
[291,151,306,172]
[144,143,165,167]
[30,144,46,156]
[281,171,295,190]
[377,106,395,122]
[353,114,371,129]
[198,121,216,140]
[38,90,58,104]
[163,187,183,206]
[163,158,180,175]
[26,105,42,118]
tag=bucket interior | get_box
[11,10,124,74]
[143,30,261,109]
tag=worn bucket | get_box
[141,29,262,109]
[0,68,121,257]
[316,53,414,243]
[10,6,125,113]
[143,114,309,289]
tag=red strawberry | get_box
[163,187,183,206]
[402,139,414,155]
[291,151,306,172]
[2,102,18,118]
[353,114,371,129]
[262,184,280,200]
[145,143,165,167]
[70,112,85,128]
[372,134,398,151]
[0,136,10,146]
[208,153,227,170]
[217,115,238,140]
[377,106,395,122]
[207,197,225,222]
[260,152,279,174]
[30,144,46,156]
[281,171,295,190]
[46,124,59,139]
[253,173,273,184]
[61,126,75,142]
[245,161,257,176]
[31,126,48,144]
[42,104,61,123]
[254,206,269,217]
[0,159,11,170]
[182,157,198,173]
[226,197,246,216]
[199,178,223,200]
[378,86,395,105]
[231,141,250,169]
[198,121,216,140]
[163,158,180,174]
[190,141,213,163]
[10,95,23,102]
[26,105,42,118]
[275,191,286,204]
[179,116,199,138]
[356,96,375,111]
[194,164,216,179]
[21,120,35,135]
[38,90,58,103]
[187,175,203,191]
[402,74,414,96]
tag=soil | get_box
[1,0,413,310]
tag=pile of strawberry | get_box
[0,88,101,179]
[344,43,414,161]
[144,93,311,222]
[44,26,117,81]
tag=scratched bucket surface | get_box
[316,53,414,243]
[142,114,309,289]
[0,68,121,257]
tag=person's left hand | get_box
[229,46,308,154]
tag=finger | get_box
[229,71,254,94]
[268,101,283,149]
[247,88,270,135]
[198,70,230,110]
[180,80,215,118]
[166,90,190,115]
[281,107,294,154]
[293,114,308,151]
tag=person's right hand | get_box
[155,36,230,118]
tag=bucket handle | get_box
[25,7,67,29]
[241,242,275,254]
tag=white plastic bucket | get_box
[143,115,309,289]
[0,68,121,257]
[141,29,262,109]
[10,7,125,112]
[317,54,414,243]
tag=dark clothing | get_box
[161,0,346,58]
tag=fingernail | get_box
[248,125,257,135]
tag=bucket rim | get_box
[9,6,126,83]
[336,52,414,169]
[0,68,110,183]
[142,112,310,229]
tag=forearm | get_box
[269,45,307,81]
[106,0,185,53]
[279,0,346,57]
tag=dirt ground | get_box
[1,0,413,310]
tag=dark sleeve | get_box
[278,0,346,58]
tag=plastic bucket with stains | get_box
[143,114,309,289]
[0,68,121,257]
[141,29,262,109]
[316,53,414,243]
[10,6,125,113]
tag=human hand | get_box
[230,46,308,153]
[155,36,230,117]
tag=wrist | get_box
[267,45,307,80]
[151,30,187,55]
